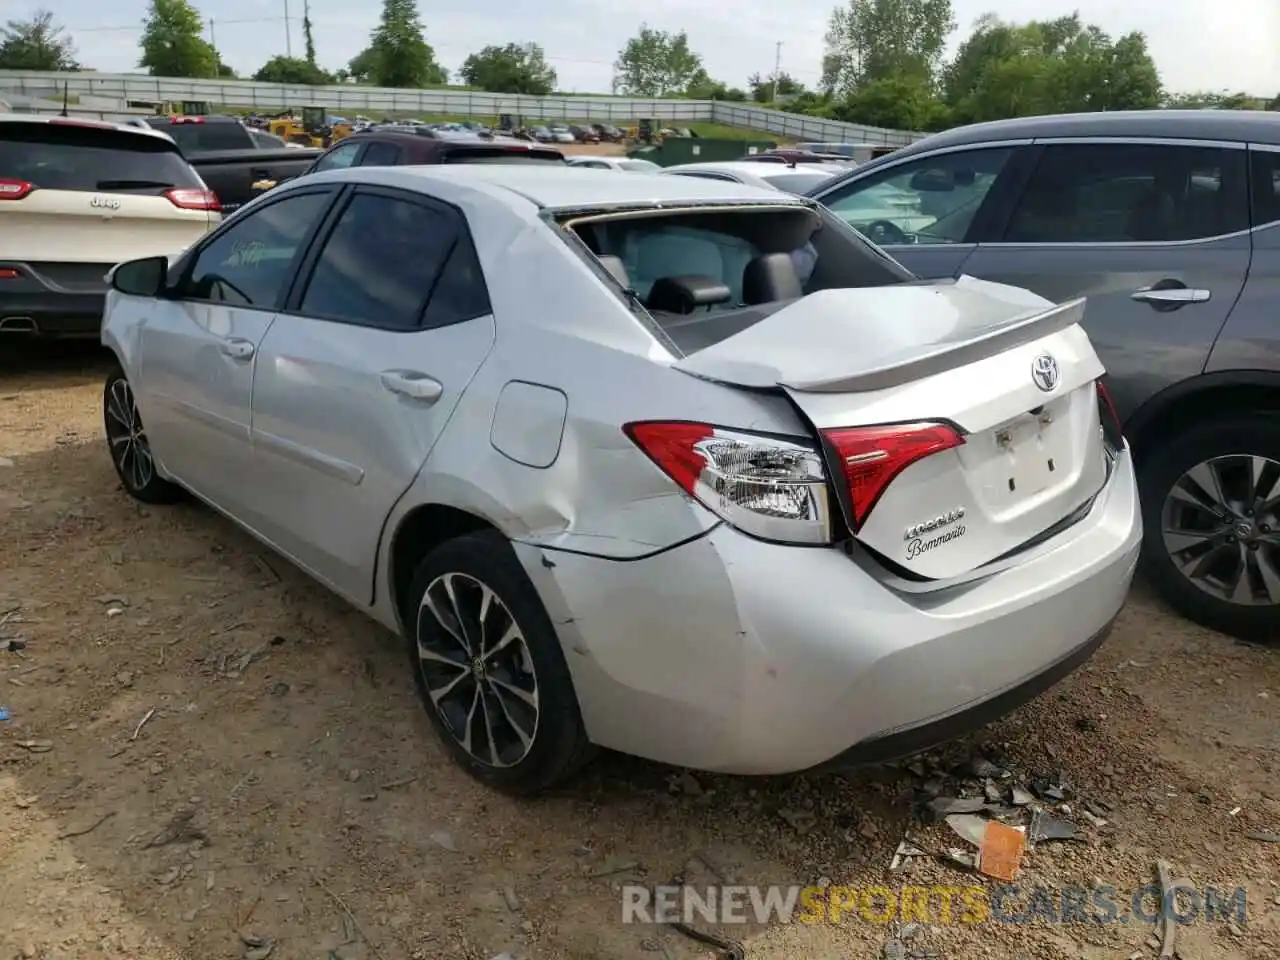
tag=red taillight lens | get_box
[171,116,204,124]
[0,179,34,200]
[0,267,21,279]
[822,422,965,530]
[626,421,715,493]
[47,117,113,129]
[165,188,221,211]
[1095,378,1124,450]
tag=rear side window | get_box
[312,141,362,173]
[145,119,250,151]
[1249,149,1280,227]
[0,122,203,194]
[1005,143,1249,243]
[297,191,491,331]
[359,141,401,166]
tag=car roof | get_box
[663,160,814,176]
[0,112,179,146]
[310,163,804,210]
[889,109,1280,158]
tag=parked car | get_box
[247,129,565,197]
[565,156,661,172]
[100,165,1138,793]
[663,160,843,195]
[142,114,322,213]
[741,148,856,167]
[0,114,220,339]
[568,125,600,143]
[547,125,576,144]
[807,110,1280,640]
[530,125,554,143]
[591,123,625,143]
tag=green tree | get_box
[831,75,949,131]
[302,2,317,66]
[824,0,956,94]
[1163,90,1257,110]
[943,13,1160,124]
[139,0,218,78]
[0,9,79,70]
[254,55,331,85]
[351,0,447,88]
[612,25,705,96]
[684,72,747,101]
[747,71,804,103]
[460,43,557,95]
[1268,94,1280,111]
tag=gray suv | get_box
[809,110,1280,642]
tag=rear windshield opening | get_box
[0,123,202,194]
[143,118,249,152]
[561,204,915,354]
[443,149,565,165]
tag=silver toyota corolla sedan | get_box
[99,165,1142,795]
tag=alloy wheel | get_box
[415,572,540,766]
[1161,454,1280,606]
[105,379,155,492]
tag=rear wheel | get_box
[404,530,595,794]
[1138,416,1280,643]
[103,366,182,504]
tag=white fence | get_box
[0,69,925,147]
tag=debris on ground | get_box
[143,809,204,848]
[978,821,1026,881]
[889,839,929,871]
[1246,830,1279,843]
[1029,810,1078,843]
[777,808,817,834]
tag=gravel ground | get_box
[1,345,1277,960]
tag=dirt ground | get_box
[1,345,1277,960]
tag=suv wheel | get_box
[403,530,595,794]
[1139,416,1280,643]
[103,366,183,504]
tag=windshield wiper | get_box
[95,179,175,189]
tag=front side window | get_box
[1248,148,1280,228]
[1004,143,1248,243]
[179,191,331,307]
[821,147,1013,245]
[297,191,490,331]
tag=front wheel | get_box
[103,366,182,504]
[404,530,595,794]
[1138,416,1280,643]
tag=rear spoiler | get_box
[673,281,1088,394]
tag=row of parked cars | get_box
[5,107,1277,798]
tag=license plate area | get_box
[988,410,1066,505]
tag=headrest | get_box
[644,275,732,314]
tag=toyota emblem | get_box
[1031,353,1060,392]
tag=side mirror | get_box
[109,256,168,298]
[909,169,955,192]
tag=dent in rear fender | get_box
[382,321,809,561]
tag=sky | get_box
[24,0,1280,96]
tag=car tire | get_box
[404,530,596,794]
[1138,415,1280,643]
[103,365,183,505]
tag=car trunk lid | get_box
[673,276,1111,580]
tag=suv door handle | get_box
[380,370,443,404]
[1131,285,1211,305]
[219,337,255,360]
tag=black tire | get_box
[103,365,183,505]
[1138,415,1280,643]
[404,530,595,794]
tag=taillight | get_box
[0,179,34,200]
[624,421,833,544]
[822,422,965,531]
[171,116,204,124]
[165,188,221,211]
[0,267,21,279]
[1095,378,1124,451]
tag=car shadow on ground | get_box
[1,413,1276,959]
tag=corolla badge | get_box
[1031,353,1060,392]
[904,506,967,561]
[89,196,121,210]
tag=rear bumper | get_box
[1,262,108,338]
[516,448,1142,775]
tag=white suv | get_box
[0,114,220,339]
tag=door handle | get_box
[1131,286,1211,305]
[219,337,255,360]
[380,369,443,404]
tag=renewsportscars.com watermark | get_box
[621,884,1249,926]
